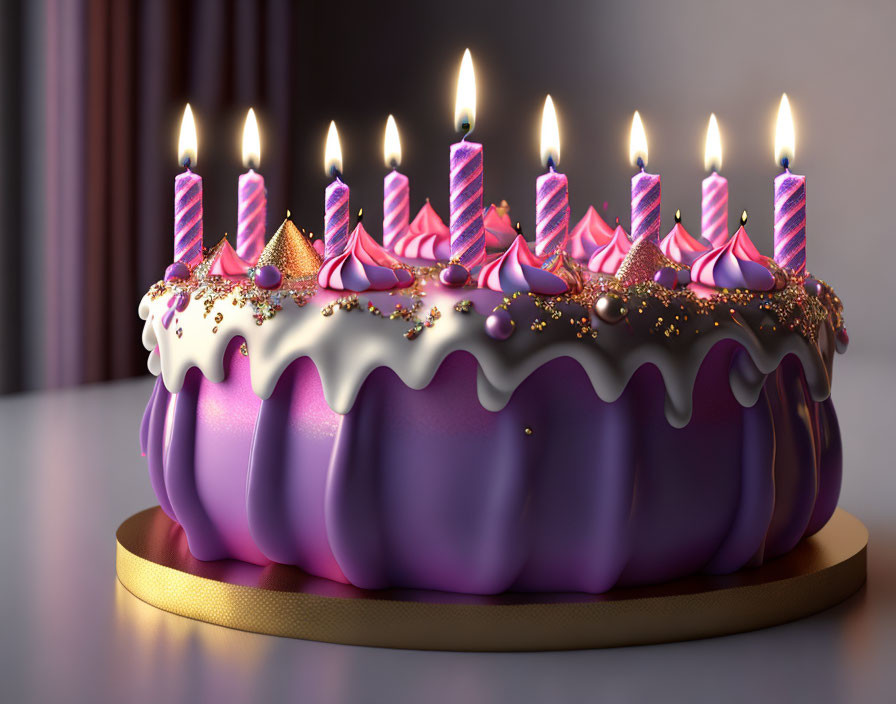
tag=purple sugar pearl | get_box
[254,265,283,290]
[653,266,678,289]
[676,269,691,287]
[440,263,470,288]
[164,261,190,282]
[485,309,515,340]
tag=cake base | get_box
[115,507,867,651]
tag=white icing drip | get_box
[139,285,836,429]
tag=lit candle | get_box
[236,108,267,264]
[383,115,409,250]
[701,113,728,247]
[773,94,806,275]
[324,121,350,259]
[630,111,661,244]
[449,49,485,271]
[535,95,569,258]
[174,104,203,268]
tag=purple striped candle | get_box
[535,167,569,258]
[383,170,409,250]
[236,169,266,263]
[174,168,203,268]
[325,177,350,259]
[774,168,806,274]
[701,171,728,247]
[631,166,661,244]
[449,140,485,269]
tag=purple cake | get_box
[139,213,846,596]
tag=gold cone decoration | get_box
[193,236,234,279]
[256,218,322,280]
[615,238,683,287]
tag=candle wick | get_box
[546,156,555,172]
[461,122,471,141]
[780,156,790,171]
[390,159,398,170]
[247,159,258,171]
[331,168,343,182]
[636,156,644,171]
[182,156,192,171]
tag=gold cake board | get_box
[116,507,867,651]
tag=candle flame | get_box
[540,94,560,168]
[741,210,748,226]
[629,110,648,168]
[242,108,261,169]
[384,114,402,168]
[704,113,722,172]
[178,104,198,167]
[775,93,795,167]
[454,49,476,134]
[324,121,343,177]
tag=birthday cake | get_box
[139,197,846,595]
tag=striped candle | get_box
[701,171,728,247]
[324,177,350,259]
[383,170,409,250]
[236,169,266,263]
[174,168,203,268]
[774,168,806,274]
[631,167,661,244]
[449,140,485,269]
[535,168,569,258]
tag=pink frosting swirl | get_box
[566,206,613,261]
[478,235,568,295]
[318,222,414,291]
[690,225,775,291]
[587,224,631,275]
[659,221,708,266]
[208,240,251,277]
[483,204,517,251]
[393,200,450,261]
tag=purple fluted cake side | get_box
[140,337,842,595]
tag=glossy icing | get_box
[567,206,613,261]
[477,235,568,296]
[587,225,631,275]
[483,203,517,251]
[691,225,775,291]
[318,222,414,291]
[393,200,450,261]
[659,220,708,266]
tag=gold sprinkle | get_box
[524,427,533,436]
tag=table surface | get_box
[1,354,894,704]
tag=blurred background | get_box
[0,0,892,394]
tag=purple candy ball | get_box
[254,265,283,290]
[653,266,678,289]
[485,309,515,340]
[164,262,190,282]
[440,263,470,288]
[676,269,691,287]
[804,277,823,297]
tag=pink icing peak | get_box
[393,200,451,261]
[690,225,775,291]
[483,204,517,251]
[659,221,708,266]
[587,225,631,275]
[209,239,251,277]
[567,206,613,261]
[318,222,414,292]
[477,235,568,296]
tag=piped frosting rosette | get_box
[393,200,450,261]
[587,224,631,275]
[659,220,708,266]
[478,235,568,295]
[690,225,775,291]
[567,206,613,261]
[318,222,414,291]
[483,204,517,251]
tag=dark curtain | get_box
[0,0,297,393]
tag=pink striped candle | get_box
[774,166,806,274]
[383,170,409,250]
[701,171,728,247]
[535,167,569,258]
[174,168,203,268]
[325,177,350,259]
[449,140,485,269]
[236,169,266,263]
[631,165,661,244]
